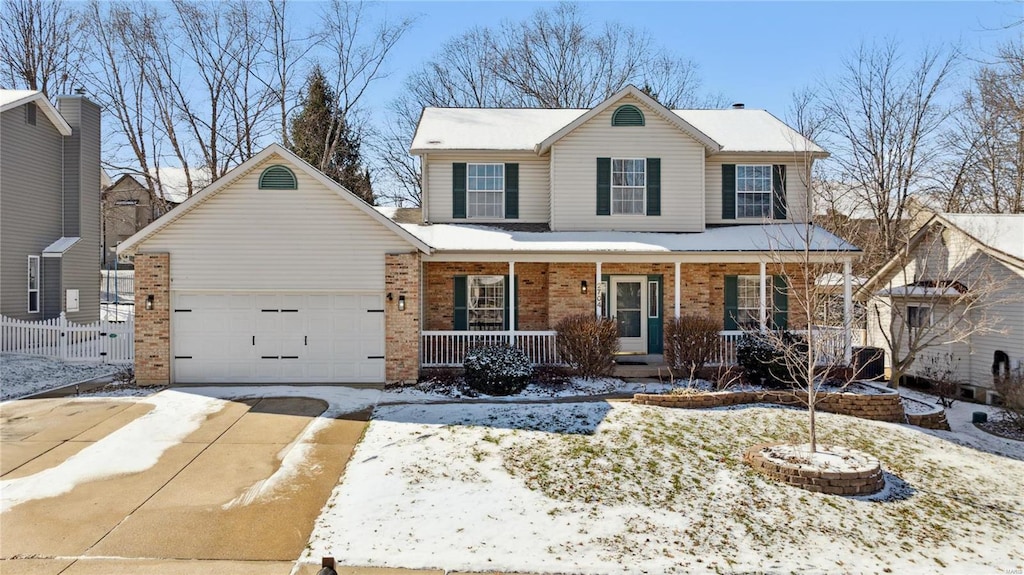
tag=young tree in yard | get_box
[859,215,1019,390]
[290,66,374,204]
[0,0,86,97]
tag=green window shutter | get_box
[773,164,787,220]
[646,158,661,216]
[259,165,297,190]
[611,105,645,126]
[721,164,736,220]
[723,275,739,330]
[504,163,519,219]
[773,275,789,330]
[502,276,519,330]
[596,157,611,216]
[452,163,467,219]
[453,276,468,331]
[647,275,664,354]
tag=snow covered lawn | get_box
[0,354,119,401]
[306,401,1024,574]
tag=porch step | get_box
[613,362,669,379]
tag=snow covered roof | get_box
[398,223,858,254]
[939,213,1024,262]
[42,237,80,256]
[0,90,72,135]
[875,285,963,298]
[411,107,824,155]
[816,272,867,287]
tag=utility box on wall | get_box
[66,289,80,312]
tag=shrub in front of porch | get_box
[664,314,721,379]
[464,345,533,396]
[736,332,808,389]
[554,313,619,379]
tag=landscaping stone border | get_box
[904,407,951,430]
[743,442,885,495]
[633,386,905,423]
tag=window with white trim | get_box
[736,165,772,219]
[27,256,40,313]
[907,305,932,329]
[468,275,505,331]
[467,164,504,218]
[611,158,645,214]
[736,275,761,328]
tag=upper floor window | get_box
[259,165,297,190]
[907,305,932,330]
[612,105,645,127]
[467,163,504,218]
[611,159,646,215]
[736,165,773,219]
[27,256,40,313]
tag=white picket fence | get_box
[0,313,134,363]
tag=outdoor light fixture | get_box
[398,295,406,311]
[581,280,588,294]
[145,294,154,310]
[387,292,393,301]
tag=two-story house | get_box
[119,86,859,386]
[102,174,177,268]
[0,90,101,323]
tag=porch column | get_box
[844,259,853,365]
[508,260,516,344]
[759,261,768,332]
[674,261,681,319]
[595,261,602,318]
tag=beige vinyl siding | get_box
[137,156,414,291]
[424,151,549,223]
[551,95,705,232]
[706,154,812,224]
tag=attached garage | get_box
[118,144,429,385]
[172,292,385,383]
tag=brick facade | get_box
[424,261,809,332]
[134,253,171,385]
[386,252,422,383]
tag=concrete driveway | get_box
[0,390,374,575]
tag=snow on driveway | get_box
[0,354,119,401]
[304,401,1024,575]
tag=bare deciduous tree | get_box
[817,41,958,267]
[0,0,85,96]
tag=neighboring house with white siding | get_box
[858,213,1024,403]
[0,90,101,323]
[119,85,860,386]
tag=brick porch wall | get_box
[423,261,810,332]
[386,252,421,383]
[424,262,549,330]
[134,253,170,385]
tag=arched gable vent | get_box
[258,165,297,189]
[611,104,645,127]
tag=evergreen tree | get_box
[289,65,374,204]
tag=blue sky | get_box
[318,1,1021,119]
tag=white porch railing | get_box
[421,330,560,367]
[716,327,868,366]
[0,313,134,363]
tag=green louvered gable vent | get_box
[259,165,297,190]
[612,105,645,127]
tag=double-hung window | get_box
[906,305,931,330]
[467,164,504,219]
[468,275,505,331]
[736,165,773,219]
[736,275,761,328]
[611,159,645,214]
[27,255,40,313]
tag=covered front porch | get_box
[416,254,860,371]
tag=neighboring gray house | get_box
[0,90,101,322]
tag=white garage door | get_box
[171,292,385,383]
